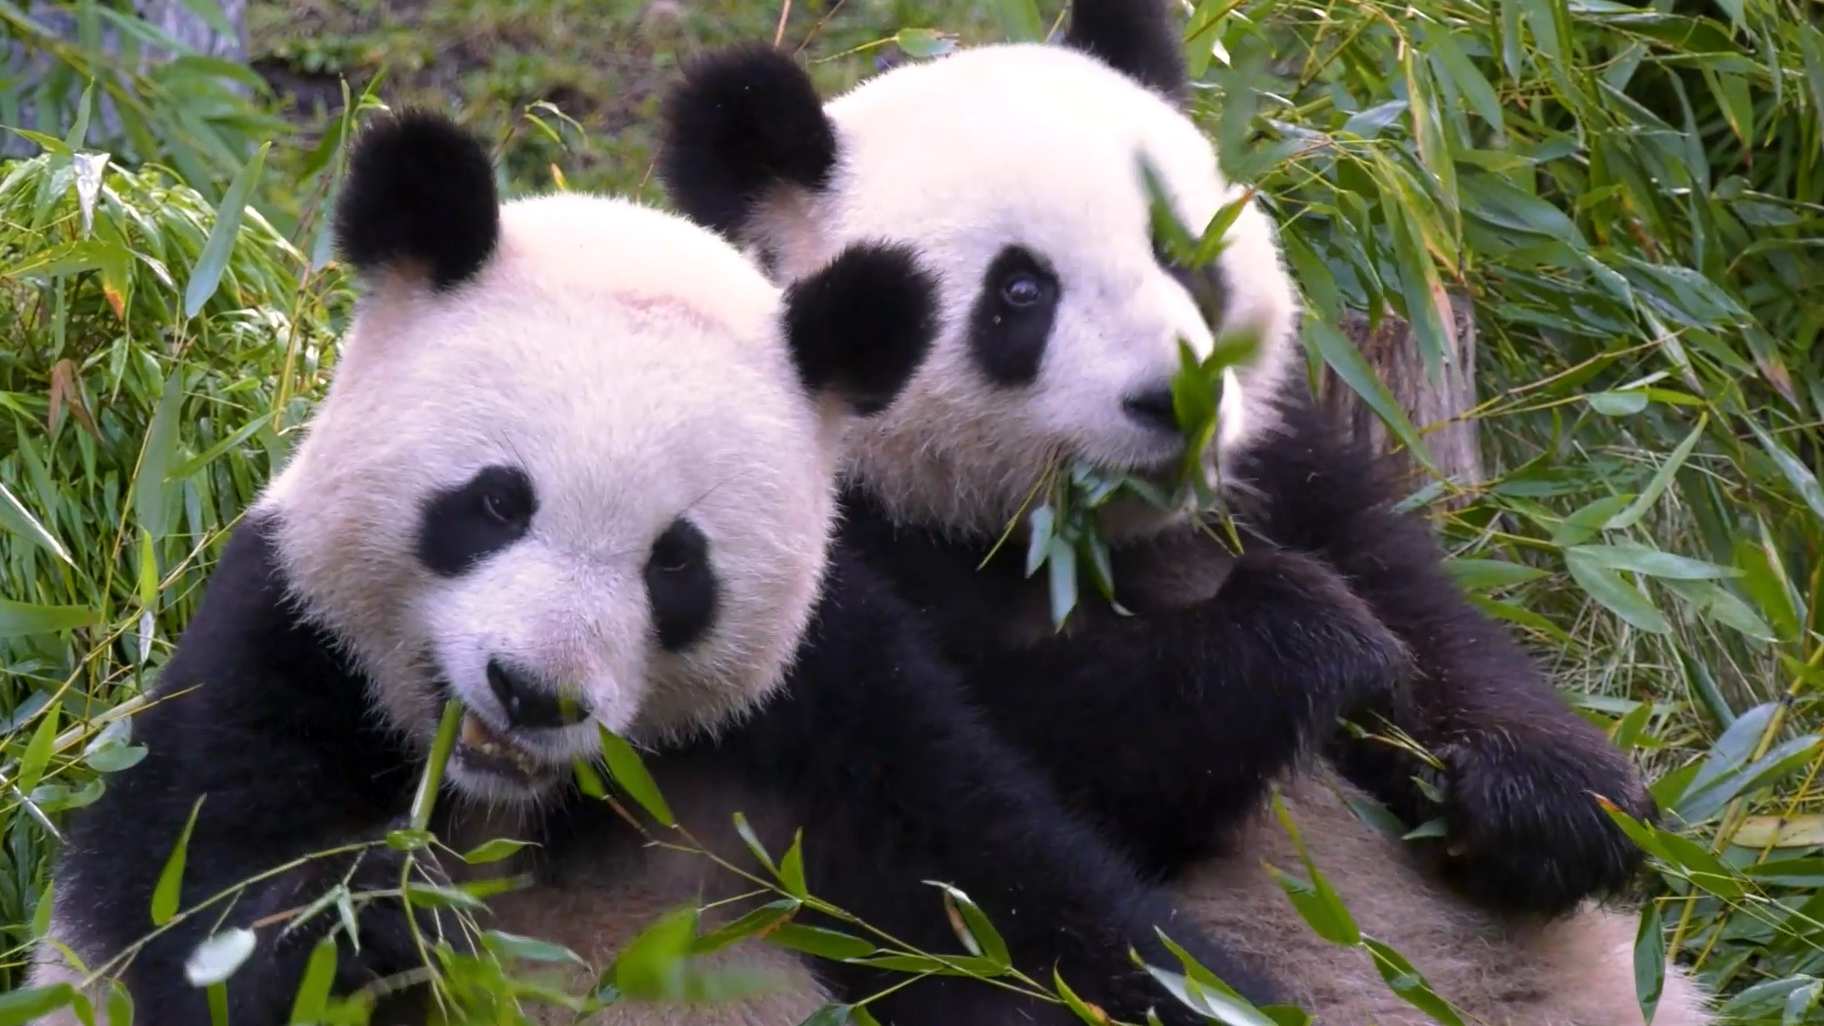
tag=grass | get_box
[0,0,1821,1022]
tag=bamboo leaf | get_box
[184,141,271,319]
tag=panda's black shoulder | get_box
[54,517,416,942]
[796,542,933,678]
[1225,381,1420,555]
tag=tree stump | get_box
[1317,291,1483,507]
[2,0,248,157]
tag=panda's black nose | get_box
[487,659,585,730]
[1122,386,1181,435]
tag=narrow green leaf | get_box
[0,985,79,1025]
[1518,0,1562,63]
[402,882,485,909]
[732,812,779,876]
[1733,534,1801,642]
[1054,968,1111,1024]
[1605,416,1704,531]
[1442,558,1548,592]
[1426,32,1502,128]
[206,984,227,1026]
[184,141,271,319]
[1307,319,1435,474]
[0,481,72,566]
[930,883,1011,968]
[460,837,534,864]
[1363,938,1466,1026]
[1401,48,1456,220]
[168,416,271,481]
[1743,418,1824,526]
[799,1006,861,1026]
[1183,0,1227,80]
[135,367,185,544]
[103,981,130,1026]
[1782,981,1823,1026]
[767,924,878,961]
[64,80,94,150]
[151,796,206,925]
[1566,544,1738,581]
[1025,504,1056,578]
[288,936,338,1024]
[1267,864,1359,946]
[599,726,676,827]
[482,929,588,965]
[848,952,1006,976]
[1563,550,1671,634]
[1633,902,1665,1025]
[1139,961,1276,1026]
[0,600,96,639]
[1047,533,1078,630]
[778,830,808,898]
[1801,26,1824,151]
[894,28,956,59]
[32,881,54,940]
[16,700,61,796]
[690,899,801,956]
[1653,832,1745,899]
[1586,391,1649,416]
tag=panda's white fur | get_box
[658,25,1716,1026]
[30,163,843,1026]
[752,44,1296,545]
[39,110,1273,1026]
[264,190,844,785]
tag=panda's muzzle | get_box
[486,659,590,731]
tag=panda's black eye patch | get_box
[969,245,1060,388]
[417,465,537,577]
[645,518,718,652]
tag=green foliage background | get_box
[0,0,1822,1021]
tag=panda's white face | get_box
[261,194,845,804]
[751,45,1299,542]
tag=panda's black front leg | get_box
[761,556,1284,1026]
[124,824,463,1026]
[1238,389,1657,916]
[953,539,1411,881]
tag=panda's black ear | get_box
[334,108,500,292]
[658,43,837,240]
[782,243,937,417]
[1062,0,1189,103]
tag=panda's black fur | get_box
[36,110,1279,1025]
[657,0,1657,924]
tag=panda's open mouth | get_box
[454,710,550,782]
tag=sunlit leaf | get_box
[185,928,256,987]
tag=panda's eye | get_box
[968,246,1060,388]
[645,518,718,651]
[1001,274,1044,307]
[481,491,511,524]
[651,531,696,573]
[417,465,537,577]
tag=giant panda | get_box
[652,1,1716,1022]
[28,108,1281,1026]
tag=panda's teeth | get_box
[457,711,545,776]
[460,713,491,749]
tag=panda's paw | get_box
[1435,732,1656,917]
[258,833,475,997]
[337,837,478,984]
[1228,548,1411,710]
